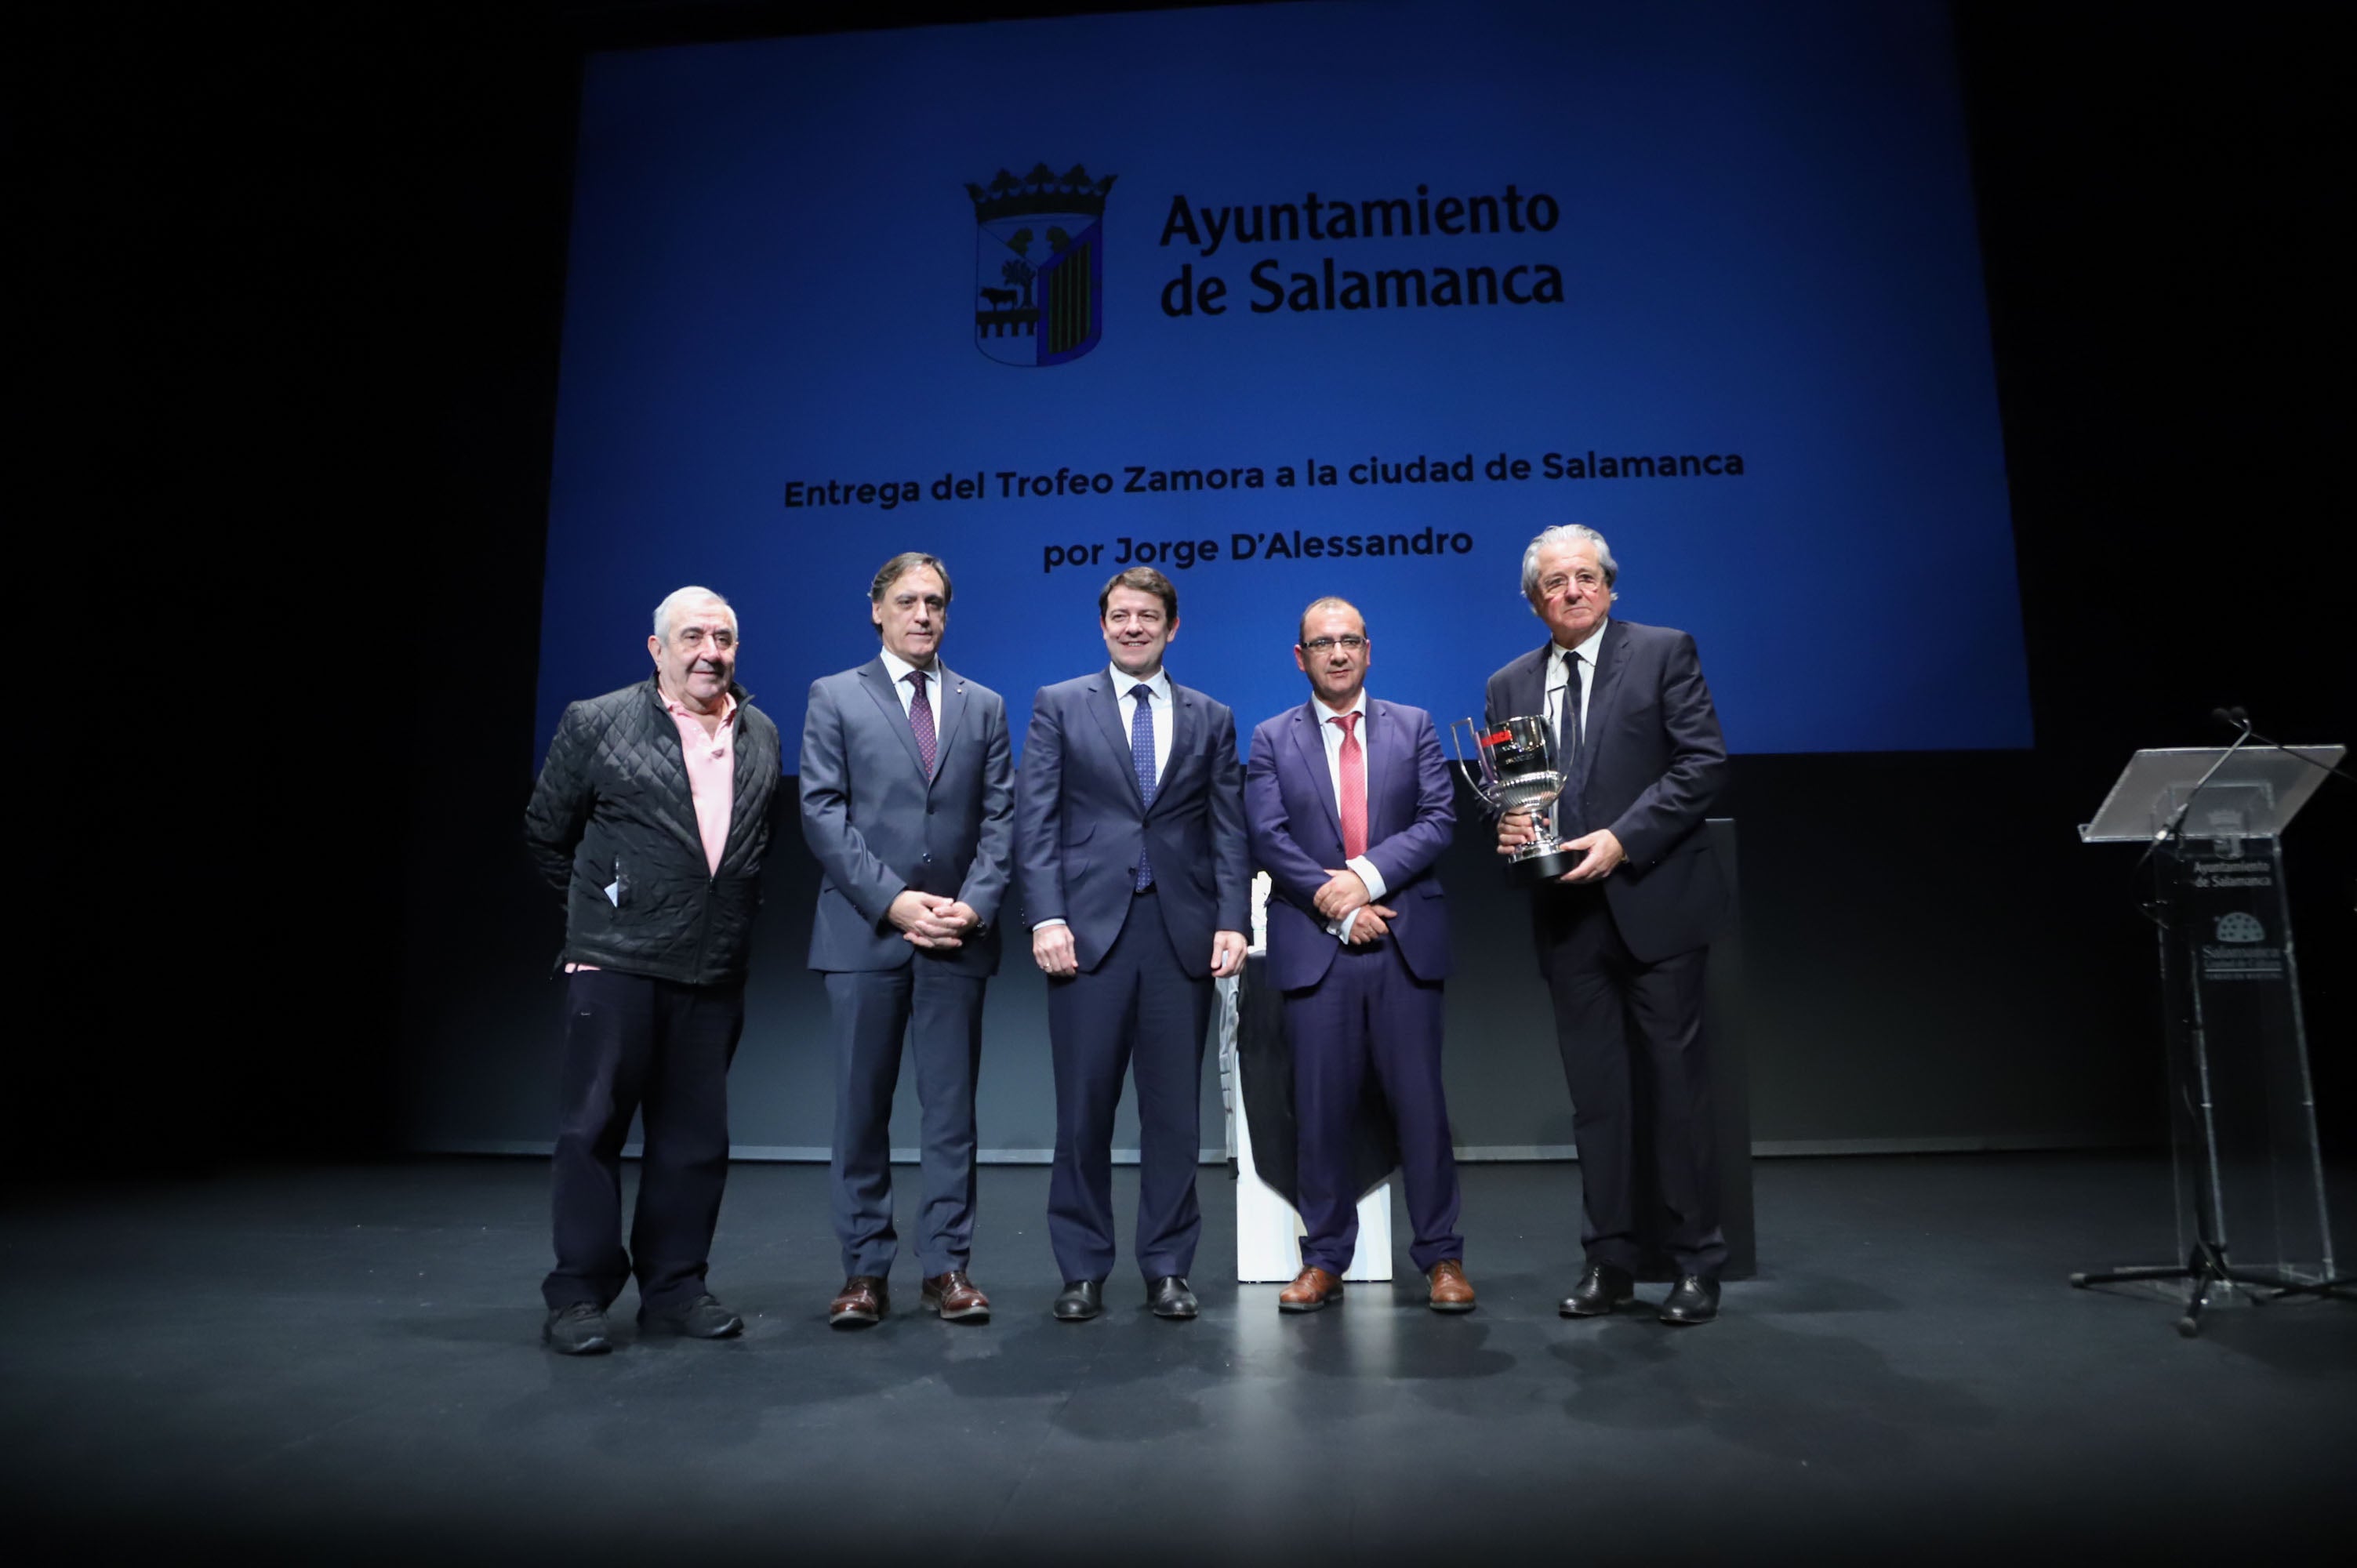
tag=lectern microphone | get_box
[2159,718,2253,845]
[2211,705,2355,788]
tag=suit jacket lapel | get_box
[1289,702,1343,847]
[1498,644,1549,724]
[1571,623,1625,805]
[1153,683,1197,818]
[1367,699,1407,839]
[1088,672,1143,808]
[859,657,928,777]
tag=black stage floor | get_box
[2,1156,2350,1564]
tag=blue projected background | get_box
[536,0,2029,764]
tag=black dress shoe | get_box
[1146,1276,1198,1319]
[639,1294,745,1339]
[1052,1279,1103,1321]
[543,1302,612,1356]
[1558,1262,1636,1318]
[1659,1275,1721,1326]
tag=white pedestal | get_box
[1235,1089,1393,1282]
[1221,973,1393,1283]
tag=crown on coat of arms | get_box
[966,164,1118,224]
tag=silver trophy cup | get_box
[1451,715,1578,884]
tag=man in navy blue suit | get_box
[1490,524,1733,1326]
[1245,597,1471,1314]
[1015,566,1251,1322]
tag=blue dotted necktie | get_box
[1130,682,1157,891]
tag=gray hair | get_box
[1520,524,1619,605]
[652,586,737,642]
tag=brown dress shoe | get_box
[1278,1265,1344,1313]
[921,1269,990,1323]
[828,1275,888,1327]
[1426,1260,1476,1313]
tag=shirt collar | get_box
[1111,663,1172,702]
[1311,689,1369,726]
[879,646,937,686]
[1552,619,1611,670]
[662,685,737,727]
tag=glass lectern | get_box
[2076,742,2347,1334]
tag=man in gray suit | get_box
[801,552,1015,1327]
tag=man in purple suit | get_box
[1244,597,1472,1314]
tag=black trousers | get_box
[1534,884,1726,1278]
[1045,888,1213,1283]
[543,968,743,1312]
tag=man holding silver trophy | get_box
[1470,524,1734,1325]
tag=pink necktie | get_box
[1333,713,1367,860]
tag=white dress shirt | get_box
[1543,621,1605,754]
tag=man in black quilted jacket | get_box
[523,586,782,1355]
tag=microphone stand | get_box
[2127,715,2254,911]
[2209,708,2355,1305]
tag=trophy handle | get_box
[1448,717,1502,808]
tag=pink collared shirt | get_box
[664,688,739,876]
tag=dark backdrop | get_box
[22,2,2348,1176]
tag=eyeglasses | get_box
[1299,636,1367,654]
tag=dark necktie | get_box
[1130,682,1157,891]
[906,670,935,775]
[1557,653,1582,837]
[1560,652,1583,769]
